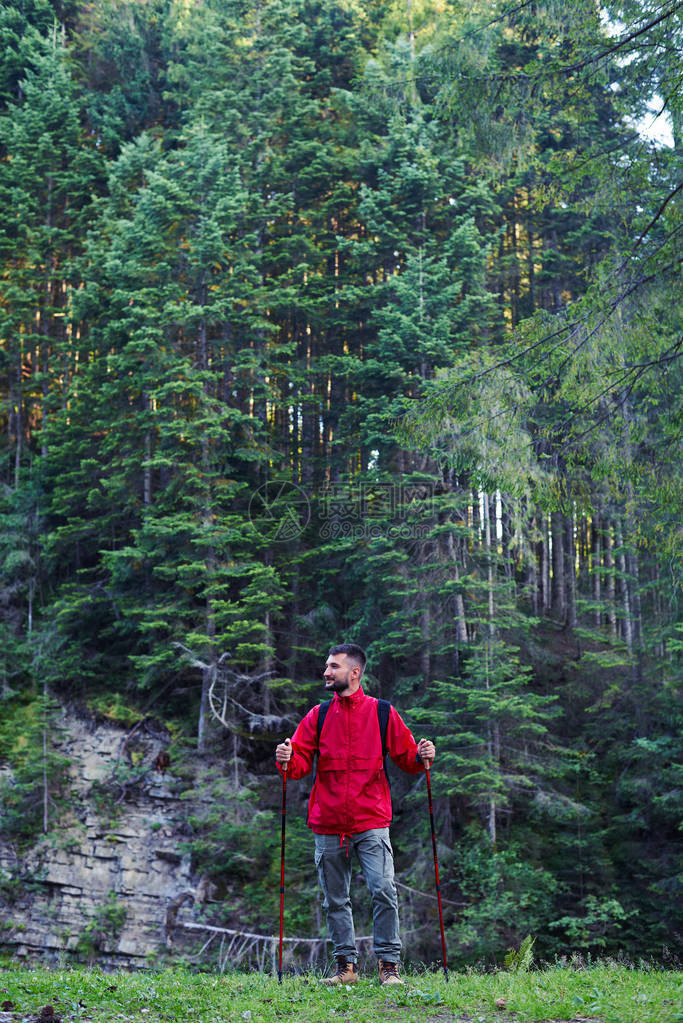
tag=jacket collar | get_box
[333,684,365,704]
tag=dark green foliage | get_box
[0,690,70,845]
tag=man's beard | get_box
[324,674,350,693]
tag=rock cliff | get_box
[0,710,200,968]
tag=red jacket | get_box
[278,687,425,835]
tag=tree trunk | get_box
[592,511,602,628]
[527,209,536,311]
[628,543,643,679]
[540,510,550,614]
[301,334,315,488]
[197,662,213,755]
[551,511,566,623]
[604,518,618,636]
[500,493,513,584]
[483,492,497,847]
[448,531,469,647]
[623,506,643,684]
[42,719,49,834]
[198,426,217,754]
[420,600,431,684]
[13,346,22,486]
[529,545,538,617]
[565,512,577,629]
[615,518,634,657]
[578,514,589,597]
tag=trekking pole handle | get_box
[418,737,435,769]
[277,737,292,771]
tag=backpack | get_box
[316,697,392,782]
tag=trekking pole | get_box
[425,761,449,981]
[278,746,289,983]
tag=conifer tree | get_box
[0,30,101,485]
[42,122,286,748]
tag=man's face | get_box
[323,653,358,694]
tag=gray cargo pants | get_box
[314,828,401,962]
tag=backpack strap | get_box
[377,698,391,786]
[377,698,390,757]
[316,700,332,748]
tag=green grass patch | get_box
[0,964,680,1022]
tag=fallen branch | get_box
[175,921,369,944]
[395,880,466,908]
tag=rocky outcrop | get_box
[0,711,201,967]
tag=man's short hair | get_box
[329,643,367,672]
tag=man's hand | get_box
[417,738,436,767]
[275,738,292,766]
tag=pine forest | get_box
[0,0,681,971]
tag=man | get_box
[275,642,436,986]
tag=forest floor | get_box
[0,964,680,1023]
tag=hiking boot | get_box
[378,958,404,985]
[321,957,359,985]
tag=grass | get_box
[0,964,680,1023]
